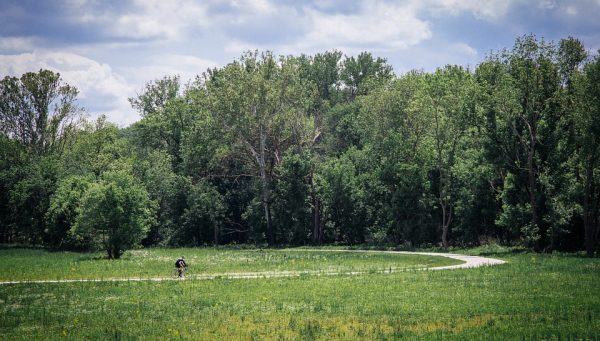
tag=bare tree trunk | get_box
[264,200,274,244]
[440,200,452,248]
[583,192,594,255]
[309,172,322,245]
[583,158,598,255]
[528,136,541,252]
[259,123,274,245]
[312,195,322,245]
[213,223,220,246]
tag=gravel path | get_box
[0,250,505,285]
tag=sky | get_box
[1,0,599,126]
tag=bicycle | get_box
[173,267,188,279]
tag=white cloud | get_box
[226,1,432,55]
[0,51,136,126]
[538,0,557,10]
[122,54,218,87]
[389,40,481,74]
[228,0,277,15]
[426,0,515,19]
[453,42,478,57]
[301,2,431,50]
[67,0,209,40]
[0,36,36,52]
[565,6,578,15]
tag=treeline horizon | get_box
[1,34,599,258]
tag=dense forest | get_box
[1,35,599,258]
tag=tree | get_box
[420,66,477,247]
[0,69,81,156]
[45,175,94,249]
[477,36,561,250]
[128,76,192,169]
[0,135,27,242]
[133,150,187,246]
[201,52,315,245]
[73,170,155,259]
[358,71,433,245]
[299,51,343,104]
[573,52,600,254]
[341,52,393,99]
[7,155,60,244]
[61,116,128,178]
[474,58,522,243]
[272,150,312,244]
[539,37,588,250]
[0,70,82,245]
[178,180,226,246]
[317,148,374,244]
[129,75,181,117]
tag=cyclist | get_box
[175,256,187,278]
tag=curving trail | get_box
[0,250,505,285]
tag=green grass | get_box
[1,247,599,340]
[0,247,460,280]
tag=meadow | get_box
[0,247,460,280]
[1,246,599,340]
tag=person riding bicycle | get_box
[175,256,187,278]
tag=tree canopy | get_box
[1,35,599,256]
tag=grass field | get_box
[0,247,461,280]
[1,246,599,340]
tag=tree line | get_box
[1,35,599,258]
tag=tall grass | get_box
[0,247,459,280]
[1,248,599,339]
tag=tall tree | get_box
[420,66,477,247]
[73,169,155,259]
[541,37,588,250]
[272,150,312,244]
[341,52,393,99]
[45,175,94,249]
[61,116,127,178]
[358,71,432,244]
[128,76,192,169]
[573,52,600,254]
[200,52,315,245]
[506,36,560,250]
[0,69,81,155]
[179,179,226,246]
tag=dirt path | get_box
[0,250,505,285]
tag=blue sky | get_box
[1,0,599,126]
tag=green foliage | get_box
[297,50,343,107]
[341,51,394,98]
[133,150,187,246]
[198,51,317,245]
[2,36,600,253]
[8,156,61,244]
[322,101,362,154]
[128,75,181,117]
[177,180,226,246]
[46,175,94,249]
[128,76,193,170]
[0,135,27,242]
[572,52,600,254]
[273,150,312,244]
[60,116,129,177]
[0,69,81,155]
[73,170,156,259]
[317,148,375,244]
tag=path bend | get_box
[0,251,506,285]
